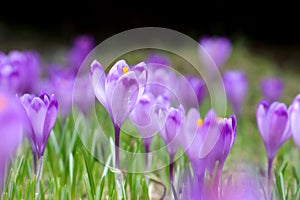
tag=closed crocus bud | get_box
[200,37,232,68]
[256,100,291,198]
[289,94,300,149]
[260,77,284,103]
[159,105,185,182]
[223,70,248,116]
[256,100,291,161]
[20,93,58,159]
[0,91,24,192]
[0,51,40,94]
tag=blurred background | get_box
[1,3,300,78]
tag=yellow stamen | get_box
[217,117,223,121]
[197,119,203,127]
[0,94,7,112]
[123,67,129,74]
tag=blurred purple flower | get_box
[181,168,261,200]
[0,51,40,94]
[90,59,147,168]
[200,36,232,68]
[20,93,58,159]
[68,35,95,73]
[289,94,300,149]
[49,72,74,118]
[223,70,248,116]
[145,53,171,67]
[260,77,284,102]
[256,100,291,197]
[159,105,185,182]
[175,75,206,110]
[0,91,24,192]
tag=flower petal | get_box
[90,60,108,111]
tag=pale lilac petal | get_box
[42,95,58,149]
[110,71,139,126]
[90,60,108,111]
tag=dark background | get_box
[0,2,299,45]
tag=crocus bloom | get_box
[68,35,95,73]
[0,51,40,94]
[0,91,24,192]
[256,100,291,197]
[20,93,58,159]
[130,93,170,169]
[90,59,147,168]
[257,100,291,161]
[223,70,248,116]
[260,77,283,102]
[289,94,300,149]
[159,105,185,182]
[180,109,236,196]
[200,36,232,68]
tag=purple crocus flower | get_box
[223,70,248,116]
[180,109,236,196]
[0,91,24,192]
[130,92,170,169]
[0,51,40,94]
[256,100,291,197]
[289,94,300,149]
[260,77,284,102]
[68,35,95,73]
[159,105,185,182]
[20,93,58,160]
[90,59,147,168]
[200,36,232,68]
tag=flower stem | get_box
[114,125,121,169]
[143,138,151,171]
[267,158,273,200]
[35,156,44,198]
[169,154,174,183]
[0,163,5,195]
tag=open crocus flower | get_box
[90,59,147,168]
[20,93,58,160]
[0,51,40,94]
[0,91,24,192]
[180,109,236,195]
[289,94,300,149]
[256,100,291,197]
[200,36,232,69]
[159,105,185,182]
[260,77,284,103]
[223,70,248,116]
